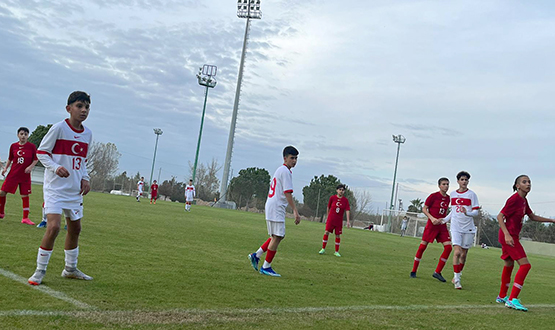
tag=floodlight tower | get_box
[193,65,217,184]
[219,0,262,204]
[388,134,406,229]
[149,128,163,191]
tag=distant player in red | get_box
[150,180,158,204]
[495,175,555,311]
[410,177,452,282]
[0,127,39,225]
[319,184,351,257]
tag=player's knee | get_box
[0,190,6,197]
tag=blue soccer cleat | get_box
[248,253,259,271]
[496,296,507,304]
[259,266,281,277]
[506,298,528,311]
[36,220,47,228]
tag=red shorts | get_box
[151,192,157,199]
[421,223,450,243]
[500,235,527,261]
[325,221,343,235]
[1,178,32,195]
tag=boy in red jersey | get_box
[28,91,94,286]
[410,177,452,282]
[0,127,39,225]
[319,184,351,257]
[495,175,555,311]
[150,180,158,204]
[248,146,301,277]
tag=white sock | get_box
[454,272,461,282]
[262,261,271,269]
[255,248,264,258]
[65,246,79,269]
[37,247,53,271]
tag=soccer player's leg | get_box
[0,179,18,218]
[260,222,284,277]
[29,212,62,285]
[334,226,342,257]
[412,226,435,277]
[21,182,34,225]
[433,240,451,283]
[249,237,271,271]
[321,221,334,254]
[61,209,92,281]
[505,242,530,311]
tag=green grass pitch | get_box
[1,185,554,329]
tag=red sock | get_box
[22,196,30,219]
[509,264,531,300]
[261,238,271,252]
[499,265,514,298]
[435,244,452,273]
[412,244,427,273]
[453,264,461,273]
[265,249,277,264]
[322,234,329,249]
[0,195,6,214]
[460,263,465,272]
[335,237,341,252]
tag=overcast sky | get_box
[2,0,555,217]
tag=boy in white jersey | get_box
[184,179,195,211]
[136,177,144,202]
[248,146,301,277]
[28,91,94,285]
[442,171,480,289]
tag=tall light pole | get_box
[388,134,406,230]
[193,64,217,184]
[218,0,262,205]
[149,128,163,191]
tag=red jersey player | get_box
[319,184,351,257]
[248,146,301,277]
[0,127,39,225]
[28,91,94,286]
[410,177,452,282]
[150,180,159,204]
[495,175,554,311]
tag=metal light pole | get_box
[388,134,406,231]
[193,65,217,184]
[149,128,163,191]
[219,0,262,205]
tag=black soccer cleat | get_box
[432,272,446,282]
[410,272,417,278]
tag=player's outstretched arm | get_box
[529,213,555,224]
[285,192,301,225]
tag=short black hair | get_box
[336,184,346,190]
[283,145,299,157]
[438,177,449,185]
[67,91,91,105]
[513,175,529,192]
[457,171,471,180]
[18,127,29,134]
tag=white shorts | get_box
[266,220,285,237]
[186,197,194,202]
[44,204,83,221]
[451,231,474,249]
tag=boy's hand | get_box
[25,166,33,174]
[504,234,514,247]
[294,210,301,225]
[1,168,5,176]
[56,166,70,177]
[80,179,91,195]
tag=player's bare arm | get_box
[346,210,351,228]
[24,159,39,174]
[285,192,301,225]
[422,205,439,224]
[529,213,555,224]
[80,179,91,196]
[497,213,514,247]
[2,160,11,176]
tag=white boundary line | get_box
[1,304,555,317]
[0,267,94,310]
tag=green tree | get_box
[228,167,270,210]
[302,175,356,222]
[188,159,221,201]
[88,142,121,192]
[28,124,53,167]
[407,198,423,213]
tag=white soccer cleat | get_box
[61,268,93,281]
[454,280,462,290]
[28,269,46,286]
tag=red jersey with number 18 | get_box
[37,119,92,207]
[6,142,38,183]
[326,195,350,225]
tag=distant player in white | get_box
[28,91,94,285]
[136,177,144,202]
[184,179,195,212]
[442,171,480,290]
[248,146,301,277]
[400,216,408,237]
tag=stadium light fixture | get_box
[218,0,262,207]
[388,134,406,230]
[192,65,217,184]
[149,128,163,192]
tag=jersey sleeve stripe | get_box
[283,189,293,193]
[37,150,52,157]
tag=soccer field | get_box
[1,188,554,329]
